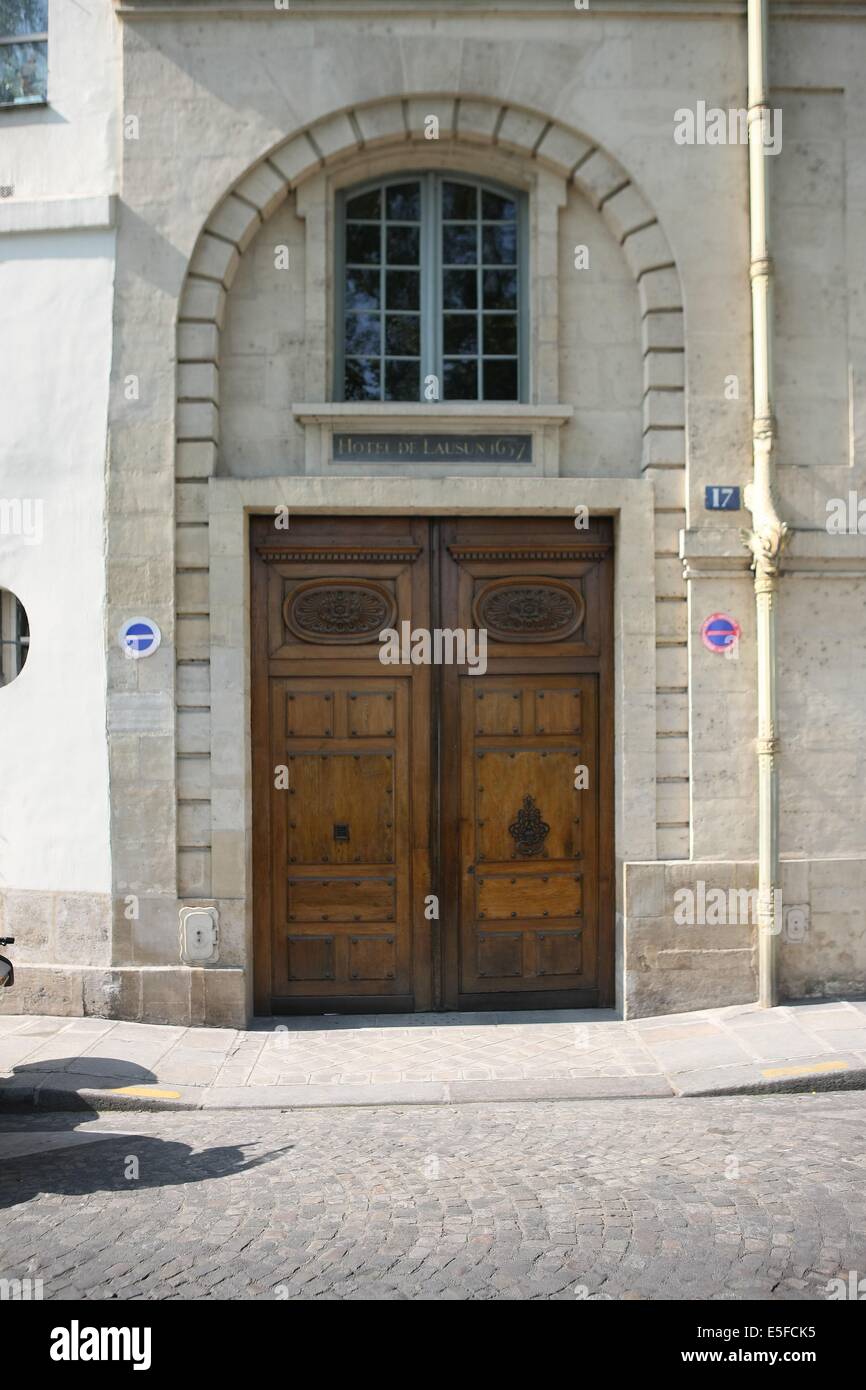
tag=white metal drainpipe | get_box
[742,0,791,1006]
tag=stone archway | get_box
[175,94,685,477]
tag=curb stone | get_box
[676,1065,866,1098]
[4,1067,865,1111]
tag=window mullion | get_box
[379,190,386,400]
[423,171,439,403]
[476,186,483,401]
[518,188,528,403]
[334,191,344,400]
[0,32,48,45]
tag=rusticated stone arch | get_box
[175,94,684,479]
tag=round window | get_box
[0,589,29,686]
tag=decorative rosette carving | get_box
[473,577,584,642]
[284,579,396,643]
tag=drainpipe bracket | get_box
[749,256,773,282]
[756,735,779,757]
[739,521,790,579]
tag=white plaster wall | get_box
[0,0,118,896]
[0,233,114,893]
[0,0,118,201]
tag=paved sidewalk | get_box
[2,999,866,1111]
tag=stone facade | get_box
[1,0,865,1026]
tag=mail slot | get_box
[333,823,350,842]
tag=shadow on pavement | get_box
[0,1059,294,1208]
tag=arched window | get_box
[336,172,527,403]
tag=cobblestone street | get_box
[2,1092,866,1301]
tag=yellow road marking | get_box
[110,1085,182,1098]
[761,1060,848,1079]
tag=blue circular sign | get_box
[119,617,162,660]
[701,612,741,653]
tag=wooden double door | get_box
[251,515,613,1015]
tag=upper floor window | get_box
[0,0,47,108]
[336,172,526,403]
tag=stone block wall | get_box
[625,859,866,1019]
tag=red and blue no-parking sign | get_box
[701,612,741,653]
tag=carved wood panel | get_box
[284,578,397,644]
[473,576,585,643]
[476,750,578,863]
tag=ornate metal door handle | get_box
[508,795,549,856]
